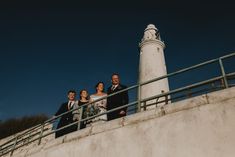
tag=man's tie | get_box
[68,102,72,110]
[111,85,116,91]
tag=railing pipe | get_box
[1,52,235,156]
[219,58,229,88]
[10,136,18,156]
[38,123,45,145]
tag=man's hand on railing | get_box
[119,110,126,115]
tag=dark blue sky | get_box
[0,1,234,120]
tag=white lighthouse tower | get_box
[139,24,170,109]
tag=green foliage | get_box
[0,114,48,140]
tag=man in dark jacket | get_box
[107,74,129,121]
[54,90,78,138]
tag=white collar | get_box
[68,100,75,106]
[111,84,119,90]
[112,84,118,87]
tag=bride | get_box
[89,82,107,122]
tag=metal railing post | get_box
[155,97,159,108]
[143,101,146,111]
[137,82,141,112]
[165,94,169,105]
[78,107,84,130]
[219,58,229,88]
[10,136,18,156]
[38,123,45,145]
[0,146,2,156]
[27,131,31,144]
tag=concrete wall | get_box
[7,87,235,157]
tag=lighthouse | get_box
[139,24,170,109]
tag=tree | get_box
[0,114,48,140]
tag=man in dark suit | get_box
[54,90,78,138]
[107,73,129,121]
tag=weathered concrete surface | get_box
[0,124,53,157]
[8,87,235,157]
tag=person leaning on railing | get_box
[53,90,79,138]
[107,73,129,121]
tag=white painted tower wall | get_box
[139,24,170,108]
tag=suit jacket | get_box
[107,84,129,121]
[54,102,77,138]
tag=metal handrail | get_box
[0,124,42,148]
[1,52,235,156]
[1,73,234,156]
[46,53,235,125]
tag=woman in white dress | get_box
[89,82,107,122]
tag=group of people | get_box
[54,73,129,138]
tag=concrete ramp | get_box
[8,87,235,157]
